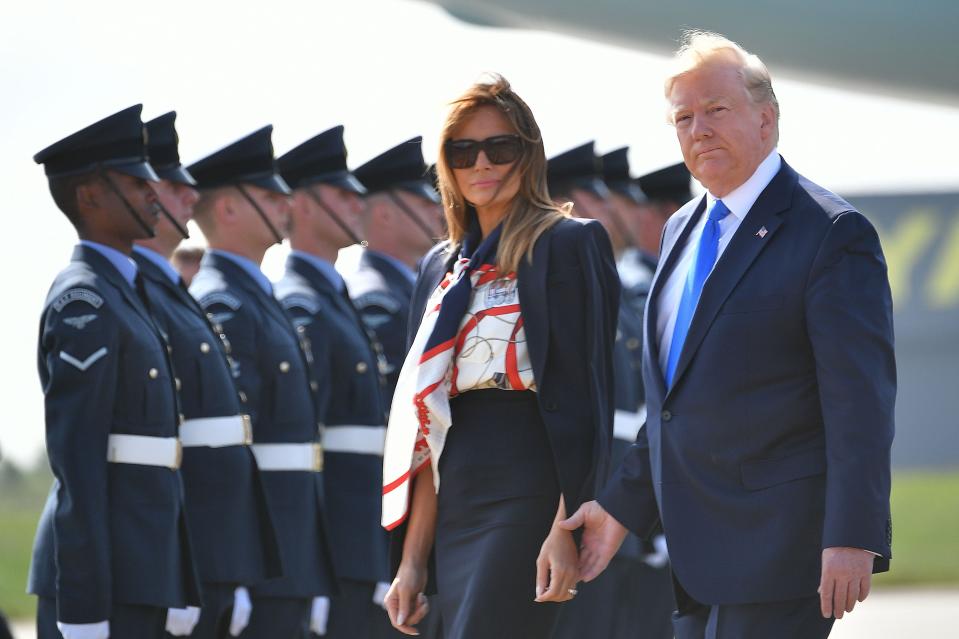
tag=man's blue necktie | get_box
[664,199,731,388]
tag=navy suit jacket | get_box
[276,254,391,583]
[191,253,337,598]
[409,217,620,517]
[134,252,281,587]
[28,246,200,623]
[600,159,896,605]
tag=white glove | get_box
[230,586,253,637]
[56,620,110,639]
[372,582,391,609]
[643,533,670,569]
[165,606,201,636]
[310,596,330,636]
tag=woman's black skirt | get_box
[434,389,562,639]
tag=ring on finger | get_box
[567,588,578,596]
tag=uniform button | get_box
[310,381,319,392]
[148,368,159,379]
[279,361,291,373]
[297,325,306,334]
[238,391,248,403]
[626,337,640,350]
[355,361,368,374]
[661,410,672,422]
[200,342,211,354]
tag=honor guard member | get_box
[346,137,443,406]
[134,112,282,639]
[28,105,201,639]
[547,143,674,639]
[275,126,404,639]
[602,147,658,321]
[187,126,337,639]
[635,161,693,259]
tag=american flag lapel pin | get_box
[756,226,768,239]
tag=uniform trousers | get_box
[323,578,406,639]
[37,597,165,639]
[551,556,674,639]
[671,575,835,639]
[236,596,310,639]
[434,390,563,639]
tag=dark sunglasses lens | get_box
[485,137,523,165]
[446,141,478,169]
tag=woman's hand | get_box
[384,562,430,635]
[534,523,581,603]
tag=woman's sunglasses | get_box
[444,135,523,169]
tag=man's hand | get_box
[819,547,874,619]
[559,500,629,582]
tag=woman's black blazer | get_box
[408,217,620,515]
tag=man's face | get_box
[242,184,291,245]
[311,183,365,249]
[153,179,199,247]
[100,170,161,240]
[668,61,775,197]
[393,189,444,253]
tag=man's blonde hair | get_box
[666,30,780,139]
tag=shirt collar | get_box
[291,250,344,293]
[706,149,781,221]
[79,240,138,288]
[209,249,273,295]
[367,249,416,285]
[132,245,181,286]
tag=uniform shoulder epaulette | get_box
[275,273,323,315]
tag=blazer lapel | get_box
[643,197,708,399]
[518,229,551,386]
[666,161,797,395]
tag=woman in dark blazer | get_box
[382,75,619,638]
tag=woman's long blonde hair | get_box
[436,74,570,274]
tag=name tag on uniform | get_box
[485,278,517,307]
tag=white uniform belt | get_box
[180,415,252,448]
[107,434,182,470]
[613,406,647,442]
[251,442,323,472]
[323,425,387,456]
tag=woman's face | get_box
[449,105,522,211]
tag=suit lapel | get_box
[518,228,551,386]
[666,161,797,395]
[643,197,708,399]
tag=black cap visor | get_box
[154,163,197,186]
[397,180,440,204]
[608,180,647,205]
[243,172,292,196]
[300,170,367,196]
[110,159,161,183]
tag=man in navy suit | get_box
[563,31,895,638]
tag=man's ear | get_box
[759,103,777,141]
[75,180,98,211]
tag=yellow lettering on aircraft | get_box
[926,213,959,309]
[874,209,937,306]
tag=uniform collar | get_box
[208,249,273,295]
[290,250,344,293]
[132,245,180,285]
[705,148,781,221]
[79,240,137,288]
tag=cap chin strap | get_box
[607,205,636,250]
[98,167,156,239]
[236,185,284,245]
[386,190,437,246]
[155,200,190,239]
[305,186,366,248]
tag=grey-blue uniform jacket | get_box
[345,250,414,408]
[275,253,391,584]
[133,250,282,587]
[27,245,201,623]
[190,252,336,599]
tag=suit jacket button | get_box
[279,361,291,373]
[661,410,672,422]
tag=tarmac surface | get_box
[11,587,957,638]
